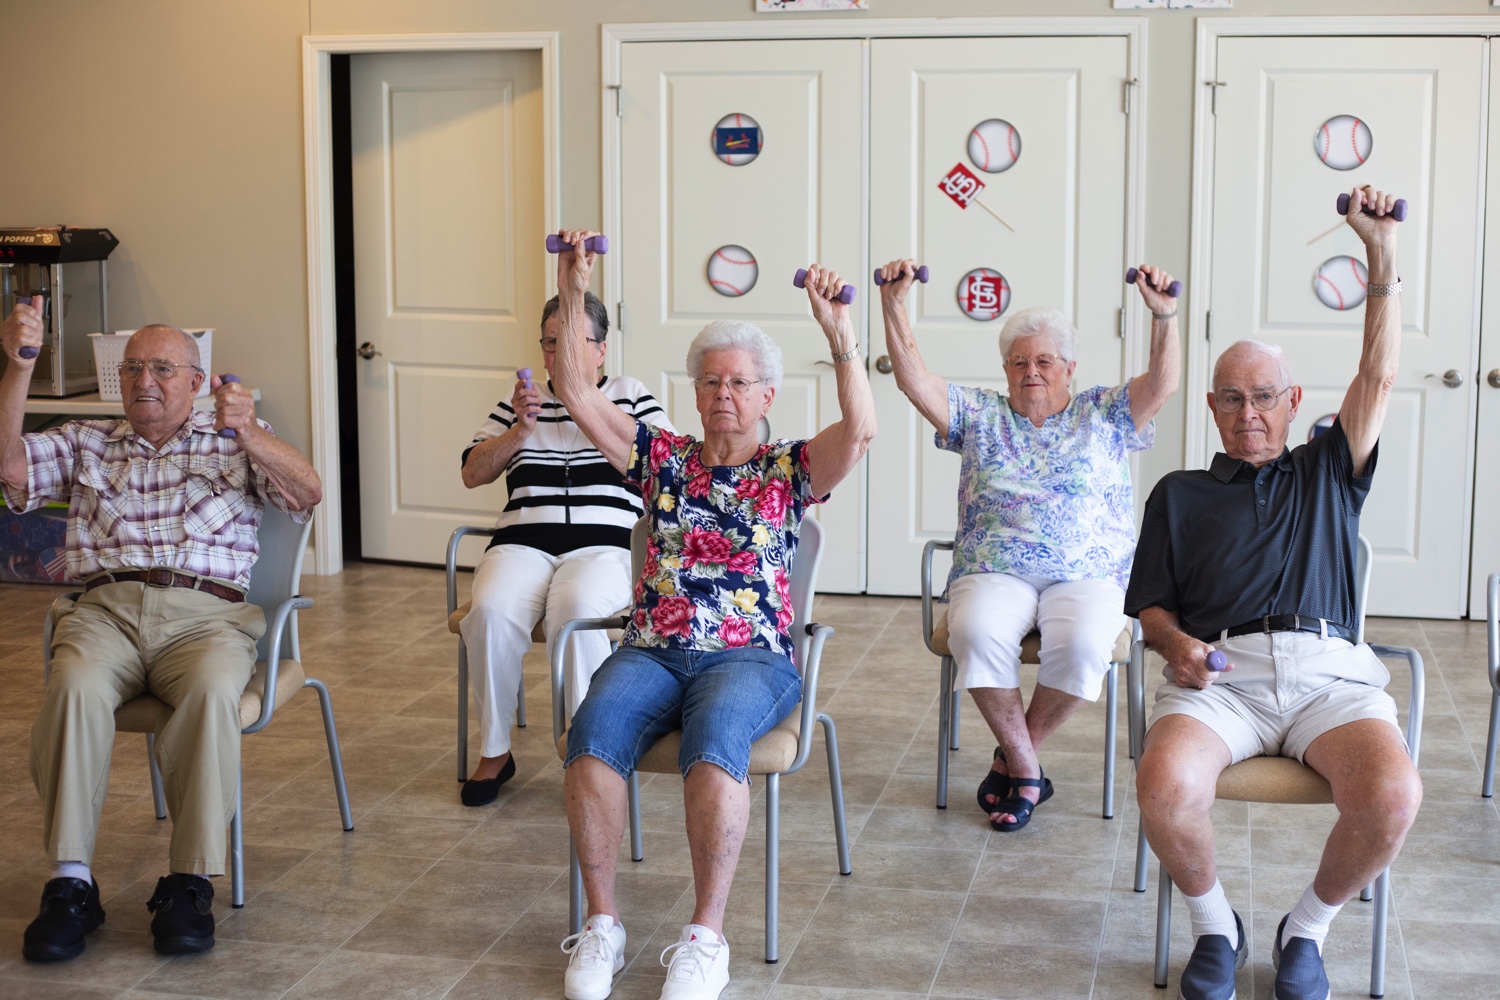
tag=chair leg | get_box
[457,645,470,783]
[1360,883,1373,902]
[1103,662,1118,820]
[936,655,952,809]
[307,679,354,831]
[516,675,527,729]
[1370,868,1390,998]
[568,838,583,935]
[628,772,643,862]
[764,771,780,964]
[146,734,167,820]
[1134,816,1149,893]
[819,713,852,875]
[1483,691,1499,798]
[950,683,961,751]
[1154,863,1173,988]
[231,773,245,908]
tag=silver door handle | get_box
[1488,368,1500,389]
[875,354,894,375]
[1425,369,1463,389]
[356,342,382,360]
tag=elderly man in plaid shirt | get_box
[1,300,321,962]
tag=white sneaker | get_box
[562,914,626,1000]
[658,923,730,1000]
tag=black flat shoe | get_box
[461,754,516,806]
[22,877,105,962]
[977,746,1012,814]
[990,772,1055,832]
[147,874,215,954]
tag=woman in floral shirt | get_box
[550,232,875,1000]
[878,258,1181,834]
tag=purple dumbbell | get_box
[1336,194,1407,222]
[546,234,609,254]
[1206,650,1228,673]
[1126,268,1182,299]
[218,374,241,438]
[873,265,930,286]
[517,367,533,389]
[17,294,42,359]
[793,269,857,305]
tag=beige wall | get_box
[2,0,1493,552]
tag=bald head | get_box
[1212,339,1291,391]
[126,324,201,369]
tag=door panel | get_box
[1471,44,1500,616]
[351,50,544,564]
[1209,37,1484,617]
[865,37,1132,594]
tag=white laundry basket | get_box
[91,328,213,400]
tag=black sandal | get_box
[976,746,1011,814]
[990,772,1054,832]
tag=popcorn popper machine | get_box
[0,226,119,396]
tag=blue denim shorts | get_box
[565,644,802,783]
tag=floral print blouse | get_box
[621,421,822,659]
[938,382,1152,591]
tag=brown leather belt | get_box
[84,568,246,604]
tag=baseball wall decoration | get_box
[713,113,762,165]
[707,245,759,297]
[956,268,1011,321]
[968,118,1022,173]
[1313,255,1368,311]
[1315,115,1373,170]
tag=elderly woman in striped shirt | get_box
[457,291,673,806]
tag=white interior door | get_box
[351,50,544,564]
[864,36,1132,595]
[1470,44,1500,617]
[1208,36,1485,618]
[618,39,865,592]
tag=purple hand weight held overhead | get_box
[1125,268,1182,298]
[545,234,609,254]
[874,265,930,286]
[217,374,241,438]
[1336,194,1407,222]
[17,294,42,358]
[793,269,857,304]
[1206,650,1228,672]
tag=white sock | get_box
[53,862,91,883]
[1282,883,1342,953]
[1183,879,1239,947]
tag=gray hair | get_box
[541,292,610,342]
[685,320,784,390]
[1213,339,1292,389]
[997,307,1078,361]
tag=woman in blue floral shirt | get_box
[550,231,875,1000]
[878,258,1181,834]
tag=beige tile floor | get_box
[0,564,1497,999]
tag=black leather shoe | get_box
[146,874,215,954]
[22,877,106,962]
[461,754,516,806]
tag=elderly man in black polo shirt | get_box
[1125,186,1419,1000]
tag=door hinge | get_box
[616,300,625,334]
[1117,307,1125,339]
[608,84,622,118]
[1124,78,1138,116]
[1207,80,1227,115]
[1204,310,1212,342]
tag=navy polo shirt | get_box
[1124,420,1376,642]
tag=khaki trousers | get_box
[32,581,265,875]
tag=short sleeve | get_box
[936,383,984,453]
[1,426,79,514]
[784,440,825,506]
[1123,482,1178,618]
[461,400,514,468]
[1308,417,1377,514]
[1095,383,1153,454]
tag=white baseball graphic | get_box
[956,268,1011,321]
[713,113,762,166]
[1315,115,1373,171]
[707,245,759,297]
[967,118,1021,174]
[1313,255,1368,311]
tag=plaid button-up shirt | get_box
[3,408,309,588]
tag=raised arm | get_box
[0,298,45,493]
[550,230,637,473]
[1125,264,1181,434]
[802,264,878,498]
[877,258,949,433]
[1337,186,1402,477]
[212,376,322,511]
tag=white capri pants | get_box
[462,543,632,758]
[947,572,1126,702]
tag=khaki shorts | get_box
[1147,631,1401,764]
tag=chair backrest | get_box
[245,505,312,663]
[1355,533,1372,644]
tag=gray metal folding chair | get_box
[41,504,353,908]
[1483,572,1499,798]
[1127,535,1424,999]
[921,538,1132,817]
[552,516,852,963]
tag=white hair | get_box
[1213,339,1292,388]
[997,307,1078,361]
[685,320,784,390]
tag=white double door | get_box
[619,36,1133,594]
[1207,37,1489,617]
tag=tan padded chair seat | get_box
[1215,756,1333,804]
[448,601,622,644]
[556,709,802,775]
[930,611,1131,663]
[113,659,307,733]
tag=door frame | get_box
[301,32,560,575]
